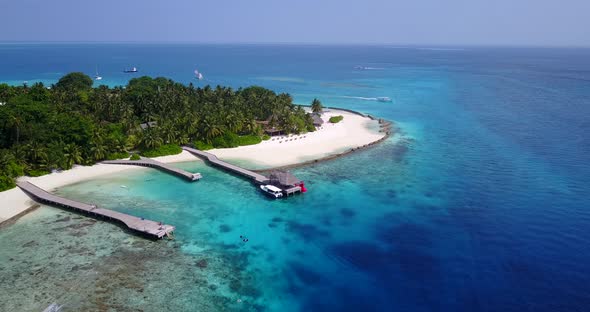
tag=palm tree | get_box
[161,123,179,144]
[225,112,243,133]
[141,129,163,150]
[175,134,187,145]
[198,118,222,141]
[90,143,107,161]
[0,150,15,170]
[89,130,106,160]
[26,142,48,164]
[125,134,140,152]
[242,119,258,135]
[63,144,83,169]
[7,114,23,147]
[311,98,323,114]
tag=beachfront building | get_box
[257,120,286,137]
[264,127,285,136]
[269,171,301,187]
[268,171,304,196]
[312,114,324,127]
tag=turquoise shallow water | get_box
[1,45,590,311]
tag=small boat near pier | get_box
[260,184,284,198]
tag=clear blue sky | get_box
[1,0,589,46]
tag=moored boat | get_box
[260,184,283,198]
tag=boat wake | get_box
[354,66,385,70]
[340,96,392,102]
[342,96,379,101]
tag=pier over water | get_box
[182,146,303,196]
[182,146,268,183]
[102,157,201,181]
[17,181,174,239]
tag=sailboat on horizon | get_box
[94,66,102,80]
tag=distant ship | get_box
[376,97,392,102]
[124,67,138,73]
[194,69,203,80]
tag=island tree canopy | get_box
[55,72,93,91]
[0,74,316,191]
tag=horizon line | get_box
[0,41,589,49]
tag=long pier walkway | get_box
[17,181,175,239]
[102,157,201,181]
[182,146,268,184]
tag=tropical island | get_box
[0,72,317,188]
[0,72,387,223]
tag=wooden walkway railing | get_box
[182,146,268,183]
[17,181,174,239]
[102,157,201,181]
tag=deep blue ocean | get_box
[1,44,590,311]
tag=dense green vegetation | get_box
[106,151,130,160]
[193,141,214,151]
[329,115,344,123]
[140,144,182,157]
[0,73,316,191]
[130,154,140,161]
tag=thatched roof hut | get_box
[264,127,284,136]
[269,171,301,186]
[312,114,324,126]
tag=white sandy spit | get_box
[0,108,385,224]
[209,109,386,168]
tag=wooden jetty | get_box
[182,146,304,196]
[16,181,175,239]
[102,157,201,181]
[283,185,303,196]
[182,146,268,183]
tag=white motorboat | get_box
[194,69,204,80]
[260,184,283,198]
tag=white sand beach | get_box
[0,108,386,224]
[209,109,386,168]
[0,151,198,224]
